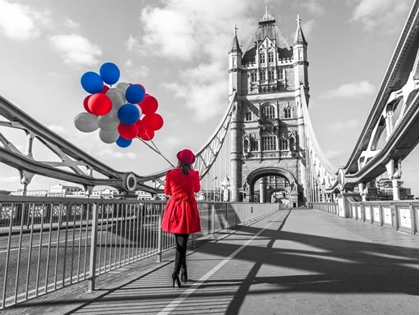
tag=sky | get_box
[0,0,418,196]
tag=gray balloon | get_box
[74,112,98,133]
[106,88,125,112]
[98,111,119,131]
[116,82,129,95]
[99,128,120,144]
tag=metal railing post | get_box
[156,205,162,263]
[88,203,98,292]
[211,203,215,239]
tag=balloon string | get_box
[137,137,175,168]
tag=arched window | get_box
[280,140,288,150]
[278,68,284,80]
[284,107,291,118]
[251,72,257,82]
[251,139,259,151]
[245,111,252,121]
[269,70,275,81]
[259,52,265,64]
[268,51,274,63]
[262,136,276,151]
[262,105,275,119]
[260,70,266,81]
[289,137,295,151]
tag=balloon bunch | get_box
[74,62,164,148]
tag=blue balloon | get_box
[81,72,104,94]
[125,85,145,104]
[118,104,140,125]
[100,62,120,85]
[116,136,132,148]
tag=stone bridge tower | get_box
[229,8,310,206]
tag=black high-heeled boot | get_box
[180,266,188,283]
[172,271,181,288]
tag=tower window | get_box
[280,140,288,151]
[268,51,274,63]
[269,70,275,81]
[284,107,291,118]
[278,68,284,80]
[259,53,265,64]
[250,139,259,151]
[262,105,275,120]
[251,72,257,82]
[245,111,252,121]
[260,70,266,81]
[262,136,276,151]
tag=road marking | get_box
[157,211,286,315]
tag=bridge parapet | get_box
[312,200,419,235]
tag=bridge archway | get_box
[245,167,299,206]
[268,187,292,206]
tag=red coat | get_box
[161,168,201,234]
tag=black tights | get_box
[174,234,189,273]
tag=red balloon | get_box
[136,119,147,137]
[138,128,155,141]
[118,123,138,140]
[101,85,110,94]
[136,83,146,93]
[138,94,158,115]
[142,113,164,131]
[83,95,92,114]
[88,93,112,116]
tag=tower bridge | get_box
[0,1,418,313]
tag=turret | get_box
[228,24,242,96]
[293,15,309,103]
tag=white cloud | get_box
[163,64,227,122]
[138,0,260,120]
[0,0,41,40]
[301,1,325,16]
[125,60,149,80]
[125,34,144,54]
[350,0,411,32]
[301,19,316,38]
[63,17,80,29]
[328,119,359,131]
[322,80,375,99]
[49,34,102,67]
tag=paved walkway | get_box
[5,208,419,315]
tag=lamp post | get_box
[221,176,231,202]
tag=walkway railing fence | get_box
[311,200,419,235]
[0,195,286,310]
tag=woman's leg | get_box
[174,233,189,273]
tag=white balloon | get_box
[74,112,98,133]
[98,111,119,131]
[135,104,143,117]
[106,88,125,112]
[116,82,129,95]
[99,128,119,144]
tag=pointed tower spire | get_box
[294,14,307,45]
[229,24,242,54]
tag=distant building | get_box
[367,178,415,201]
[48,184,84,197]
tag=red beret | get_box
[177,149,196,165]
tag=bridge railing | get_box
[310,202,339,215]
[311,200,419,235]
[0,196,287,310]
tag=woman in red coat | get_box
[161,149,201,288]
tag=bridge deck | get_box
[9,208,419,315]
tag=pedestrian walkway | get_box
[6,208,419,315]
